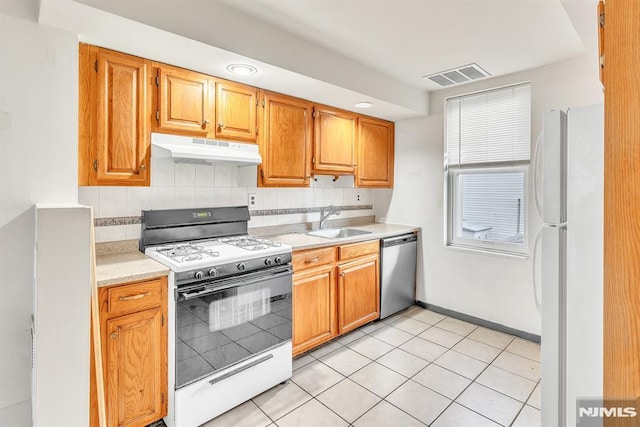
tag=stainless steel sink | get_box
[306,228,372,239]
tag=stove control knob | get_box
[264,258,273,266]
[208,269,218,277]
[194,271,205,280]
[237,263,246,271]
[275,256,283,265]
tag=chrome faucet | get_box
[319,205,341,229]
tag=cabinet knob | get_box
[139,164,146,170]
[202,120,210,129]
[340,272,345,277]
[219,123,225,129]
[110,333,118,340]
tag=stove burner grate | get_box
[222,236,283,251]
[156,243,220,263]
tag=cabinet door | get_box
[157,65,213,134]
[215,80,258,142]
[292,265,336,355]
[337,255,380,334]
[80,46,151,186]
[313,106,356,174]
[356,117,394,188]
[259,91,313,187]
[105,307,166,427]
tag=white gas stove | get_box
[140,207,293,427]
[145,236,290,273]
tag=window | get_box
[445,83,531,255]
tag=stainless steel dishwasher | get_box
[380,233,417,319]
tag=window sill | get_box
[445,243,530,260]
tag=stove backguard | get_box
[140,206,251,251]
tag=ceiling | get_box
[33,0,593,121]
[215,0,587,91]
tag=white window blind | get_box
[446,83,531,168]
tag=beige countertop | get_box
[94,223,418,285]
[96,251,169,287]
[268,222,420,251]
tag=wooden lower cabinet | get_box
[292,264,337,355]
[91,276,168,427]
[292,241,380,356]
[337,254,380,334]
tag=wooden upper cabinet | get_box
[78,44,395,189]
[259,91,313,187]
[313,106,356,174]
[215,80,258,143]
[356,116,394,188]
[78,44,151,186]
[156,64,214,135]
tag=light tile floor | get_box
[202,305,541,427]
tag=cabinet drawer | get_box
[293,247,336,271]
[338,240,379,261]
[107,278,164,316]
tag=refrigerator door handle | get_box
[531,225,544,313]
[532,130,544,219]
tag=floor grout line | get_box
[447,345,529,426]
[220,306,540,427]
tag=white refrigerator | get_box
[535,104,604,427]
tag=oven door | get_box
[174,266,292,389]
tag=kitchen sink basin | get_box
[306,228,372,239]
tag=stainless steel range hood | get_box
[151,133,262,166]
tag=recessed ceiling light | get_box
[226,64,258,76]
[355,102,372,108]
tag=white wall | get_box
[375,56,603,334]
[0,13,78,425]
[34,206,91,427]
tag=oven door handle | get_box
[177,288,217,301]
[177,267,293,301]
[208,353,274,385]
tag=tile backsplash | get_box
[80,158,373,242]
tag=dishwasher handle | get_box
[381,233,417,248]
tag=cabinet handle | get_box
[110,333,118,340]
[202,120,210,129]
[139,164,146,170]
[304,257,321,264]
[118,291,150,301]
[219,122,225,129]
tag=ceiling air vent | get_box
[424,63,490,87]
